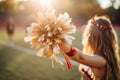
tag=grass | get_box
[0,45,80,80]
[0,30,80,80]
[0,29,120,80]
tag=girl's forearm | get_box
[70,47,84,63]
[60,44,84,63]
[60,44,83,62]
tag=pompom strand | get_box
[61,50,72,69]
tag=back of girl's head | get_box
[82,15,120,80]
[82,15,117,54]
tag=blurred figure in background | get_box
[6,16,15,46]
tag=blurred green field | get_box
[0,30,81,80]
[0,29,120,80]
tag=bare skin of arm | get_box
[59,44,106,68]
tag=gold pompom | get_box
[24,9,76,67]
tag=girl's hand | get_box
[59,43,71,53]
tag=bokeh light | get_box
[97,0,120,9]
[97,0,112,9]
[31,0,54,8]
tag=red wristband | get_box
[66,46,77,57]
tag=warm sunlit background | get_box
[0,0,120,80]
[0,0,120,29]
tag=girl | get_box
[60,16,120,80]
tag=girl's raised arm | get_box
[60,44,106,68]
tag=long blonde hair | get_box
[82,16,120,80]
